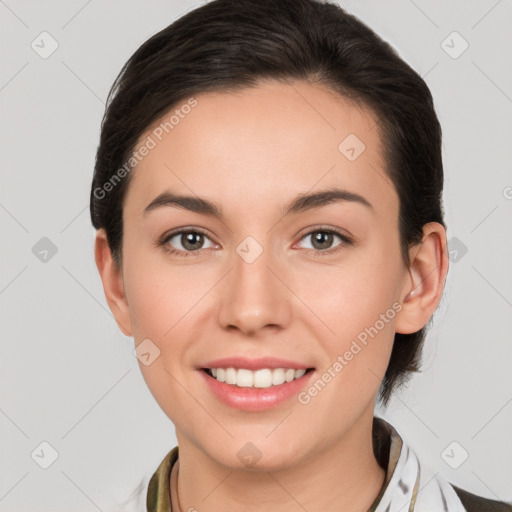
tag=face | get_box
[114,80,413,470]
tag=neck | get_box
[172,408,386,512]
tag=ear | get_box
[395,222,449,334]
[94,228,133,336]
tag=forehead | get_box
[125,80,397,219]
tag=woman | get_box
[90,0,511,510]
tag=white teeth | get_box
[226,367,237,385]
[295,369,306,379]
[284,369,295,382]
[272,368,285,385]
[237,369,253,387]
[208,367,308,388]
[253,369,272,388]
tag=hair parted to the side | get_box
[90,0,445,406]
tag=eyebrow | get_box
[143,187,373,220]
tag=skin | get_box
[95,79,448,511]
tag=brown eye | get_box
[310,231,336,250]
[161,229,216,256]
[178,231,205,251]
[297,228,353,255]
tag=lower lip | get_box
[200,370,314,411]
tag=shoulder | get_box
[452,485,512,512]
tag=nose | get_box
[217,238,291,336]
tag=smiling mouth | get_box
[203,367,314,388]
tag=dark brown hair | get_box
[90,0,445,405]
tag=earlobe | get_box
[94,229,133,337]
[395,222,449,334]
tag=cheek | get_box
[291,242,403,390]
[122,240,198,339]
[126,276,171,340]
[123,255,199,418]
[295,255,402,338]
[299,267,399,418]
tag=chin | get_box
[202,436,309,473]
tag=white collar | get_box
[374,417,466,512]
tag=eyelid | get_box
[159,225,214,241]
[296,224,356,243]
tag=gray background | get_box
[1,0,511,510]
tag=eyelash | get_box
[158,226,354,259]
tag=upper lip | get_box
[200,357,313,371]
